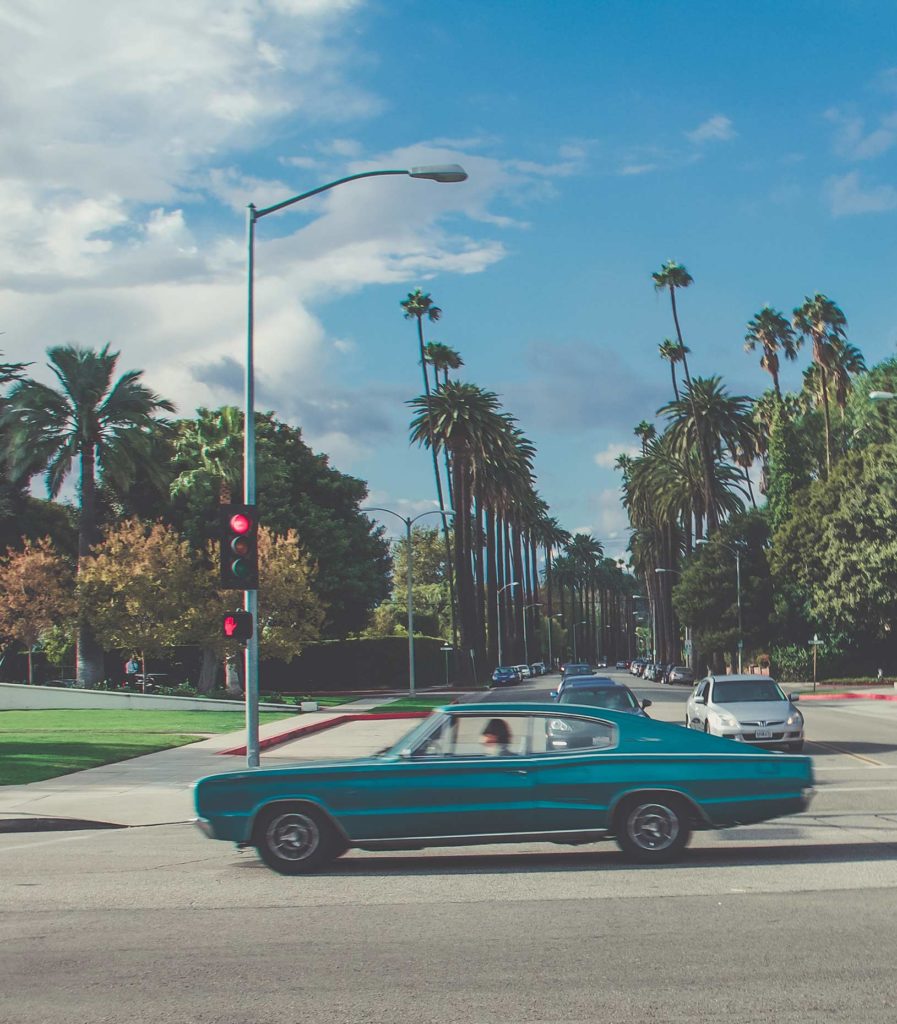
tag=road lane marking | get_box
[806,740,884,765]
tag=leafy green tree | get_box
[79,519,207,682]
[0,537,76,683]
[672,513,773,671]
[770,444,897,645]
[2,345,174,684]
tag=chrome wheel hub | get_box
[627,803,679,851]
[266,812,320,861]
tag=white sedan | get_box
[513,664,533,679]
[685,674,804,752]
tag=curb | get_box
[800,692,897,702]
[218,711,430,757]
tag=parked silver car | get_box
[685,675,804,752]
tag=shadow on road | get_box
[232,839,897,877]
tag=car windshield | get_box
[712,680,786,703]
[560,687,638,710]
[379,711,448,757]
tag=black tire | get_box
[787,740,804,753]
[703,720,711,733]
[614,796,691,863]
[253,805,339,875]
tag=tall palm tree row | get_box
[2,344,174,684]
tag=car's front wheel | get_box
[614,796,691,863]
[253,805,340,875]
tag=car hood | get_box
[710,700,795,721]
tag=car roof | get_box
[562,675,617,688]
[708,674,775,683]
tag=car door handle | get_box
[505,768,529,776]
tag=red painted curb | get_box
[800,692,897,701]
[218,710,430,757]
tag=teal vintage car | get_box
[194,702,815,874]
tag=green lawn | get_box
[0,709,293,787]
[367,696,450,713]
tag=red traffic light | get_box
[230,513,252,535]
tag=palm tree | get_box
[171,406,243,503]
[2,344,174,684]
[744,307,800,400]
[634,420,657,454]
[423,342,464,391]
[793,294,849,476]
[652,262,695,385]
[409,382,508,684]
[401,288,457,645]
[658,376,756,533]
[658,339,688,401]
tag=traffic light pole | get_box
[245,207,260,768]
[244,166,467,768]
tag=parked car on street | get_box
[667,665,695,686]
[490,666,521,687]
[630,659,647,677]
[530,662,546,676]
[685,675,805,751]
[514,664,533,679]
[554,673,613,698]
[195,701,815,874]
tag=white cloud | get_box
[594,442,640,468]
[825,106,897,161]
[685,115,736,144]
[826,171,897,216]
[619,163,657,176]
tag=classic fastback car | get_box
[194,702,815,874]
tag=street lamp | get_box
[440,643,453,688]
[654,567,682,666]
[572,620,587,661]
[497,581,519,667]
[523,602,542,667]
[870,391,896,401]
[242,164,467,767]
[363,507,455,698]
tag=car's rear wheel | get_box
[253,805,339,875]
[614,796,691,863]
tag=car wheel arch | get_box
[607,788,709,832]
[249,797,351,847]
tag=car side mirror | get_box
[641,699,652,708]
[699,694,708,704]
[549,690,559,699]
[788,693,800,703]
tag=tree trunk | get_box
[820,365,833,478]
[486,505,499,668]
[76,445,104,687]
[198,646,220,694]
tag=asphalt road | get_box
[2,670,896,1024]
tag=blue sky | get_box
[5,0,897,557]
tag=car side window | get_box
[413,714,531,757]
[694,680,707,700]
[530,714,616,755]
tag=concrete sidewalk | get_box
[0,693,468,833]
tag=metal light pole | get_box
[440,643,453,687]
[523,602,542,666]
[497,581,519,666]
[243,164,467,767]
[363,508,455,697]
[572,620,587,661]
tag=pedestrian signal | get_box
[222,610,253,641]
[219,503,259,589]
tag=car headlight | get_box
[714,712,739,728]
[786,712,803,726]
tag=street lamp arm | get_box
[361,506,411,529]
[410,508,456,526]
[254,164,468,220]
[255,170,409,220]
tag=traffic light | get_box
[222,610,253,641]
[219,503,259,589]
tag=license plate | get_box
[754,729,773,739]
